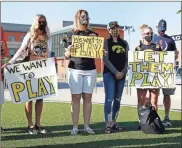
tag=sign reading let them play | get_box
[128,51,175,88]
[71,35,104,59]
[4,58,58,104]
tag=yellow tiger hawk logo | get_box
[112,45,125,54]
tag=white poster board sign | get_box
[4,58,58,104]
[128,51,175,88]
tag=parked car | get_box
[175,67,182,85]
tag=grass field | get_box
[1,102,181,148]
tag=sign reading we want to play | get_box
[4,58,58,104]
[71,35,104,59]
[128,51,175,88]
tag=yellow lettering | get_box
[161,63,173,73]
[140,63,150,72]
[44,75,55,95]
[38,78,48,97]
[11,82,25,102]
[160,73,170,87]
[144,51,155,62]
[150,63,160,73]
[26,80,37,99]
[151,73,162,88]
[156,51,167,62]
[141,73,151,86]
[129,73,143,86]
[129,62,140,72]
[134,51,143,62]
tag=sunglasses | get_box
[80,15,89,19]
[39,21,45,24]
[160,30,165,33]
[143,32,153,36]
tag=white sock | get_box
[73,126,78,130]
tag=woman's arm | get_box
[9,33,30,64]
[121,40,129,75]
[103,39,118,75]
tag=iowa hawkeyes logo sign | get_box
[112,45,125,53]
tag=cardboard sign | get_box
[4,58,58,104]
[128,51,175,88]
[71,35,104,59]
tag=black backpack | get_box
[138,105,165,134]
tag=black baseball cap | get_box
[107,21,119,29]
[157,19,167,32]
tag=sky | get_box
[1,1,181,50]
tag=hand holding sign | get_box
[64,45,72,59]
[1,62,11,69]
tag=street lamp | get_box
[123,25,135,95]
[123,25,135,48]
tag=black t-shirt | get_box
[104,36,127,76]
[152,34,177,51]
[135,43,162,51]
[65,29,98,70]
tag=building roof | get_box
[63,21,124,29]
[51,21,125,35]
[1,23,31,33]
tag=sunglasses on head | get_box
[109,21,119,29]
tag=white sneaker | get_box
[70,128,78,135]
[84,127,95,134]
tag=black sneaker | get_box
[28,126,37,135]
[137,125,142,131]
[35,125,47,134]
[163,119,172,127]
[105,126,111,134]
[111,124,124,132]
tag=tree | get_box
[177,10,182,14]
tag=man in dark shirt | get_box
[152,19,179,127]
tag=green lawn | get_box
[1,102,181,148]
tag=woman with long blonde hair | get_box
[64,9,98,135]
[2,14,51,135]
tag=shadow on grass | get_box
[24,136,182,148]
[2,120,181,141]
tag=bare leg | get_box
[71,94,81,129]
[25,101,33,127]
[163,95,171,119]
[35,99,43,127]
[150,89,159,112]
[82,93,92,128]
[137,89,147,109]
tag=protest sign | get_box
[71,35,104,58]
[128,51,175,88]
[4,58,58,104]
[170,34,182,41]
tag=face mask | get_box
[111,29,119,37]
[80,15,89,25]
[145,36,153,42]
[39,24,46,31]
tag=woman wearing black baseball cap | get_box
[103,21,129,133]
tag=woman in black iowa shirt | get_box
[103,21,129,134]
[64,9,98,135]
[135,25,162,114]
